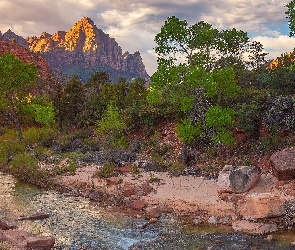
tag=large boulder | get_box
[217,165,261,193]
[238,193,286,220]
[270,148,295,181]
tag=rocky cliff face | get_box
[25,17,149,83]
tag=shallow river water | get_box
[0,172,294,250]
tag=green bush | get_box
[96,103,127,148]
[52,159,76,175]
[175,119,203,144]
[10,152,49,185]
[0,129,25,165]
[96,162,115,178]
[23,127,40,145]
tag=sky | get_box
[0,0,294,76]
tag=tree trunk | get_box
[180,86,210,163]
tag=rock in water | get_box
[232,220,278,235]
[270,148,295,181]
[217,165,261,193]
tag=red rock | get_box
[0,220,10,230]
[146,207,161,219]
[26,236,55,250]
[123,188,136,197]
[270,148,295,181]
[232,220,278,235]
[238,193,285,220]
[26,17,149,82]
[131,200,146,211]
[2,229,55,249]
[113,165,131,173]
[106,177,123,185]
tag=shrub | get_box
[52,159,76,175]
[96,162,115,178]
[262,95,295,134]
[175,119,202,144]
[10,152,49,185]
[205,106,236,145]
[23,127,40,145]
[0,129,25,165]
[96,103,127,148]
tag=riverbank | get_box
[2,171,295,250]
[53,162,295,235]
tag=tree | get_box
[63,76,85,128]
[286,0,295,37]
[149,17,243,162]
[0,52,38,141]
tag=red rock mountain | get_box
[24,17,149,83]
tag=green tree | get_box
[0,52,38,141]
[63,76,85,128]
[96,103,126,147]
[286,0,295,37]
[149,17,243,162]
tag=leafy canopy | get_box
[0,52,38,141]
[149,17,242,145]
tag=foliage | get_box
[0,52,38,141]
[33,102,55,125]
[96,162,115,178]
[10,152,49,186]
[286,0,295,37]
[149,17,244,146]
[0,128,25,165]
[175,119,202,144]
[96,103,125,137]
[205,106,236,145]
[237,91,268,138]
[63,76,85,128]
[262,95,295,134]
[96,103,127,148]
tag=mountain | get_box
[1,29,29,49]
[23,17,149,83]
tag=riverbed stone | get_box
[146,207,161,219]
[25,236,55,250]
[0,220,11,230]
[131,199,146,211]
[106,177,123,185]
[232,220,278,235]
[18,212,50,221]
[237,193,285,220]
[217,165,261,193]
[270,148,295,181]
[1,229,55,249]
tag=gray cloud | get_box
[0,0,292,75]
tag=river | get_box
[0,172,294,250]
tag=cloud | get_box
[0,0,292,75]
[253,35,295,60]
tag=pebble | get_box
[265,234,274,241]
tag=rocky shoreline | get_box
[2,146,295,249]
